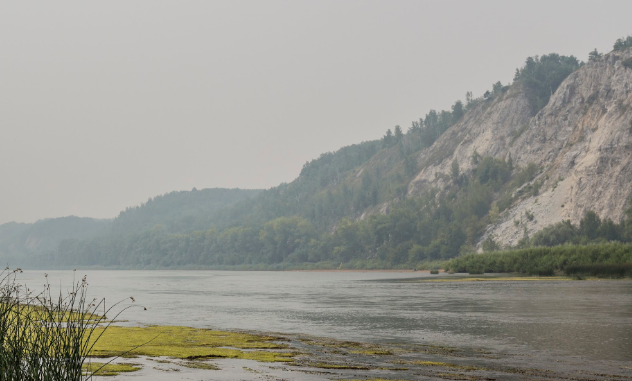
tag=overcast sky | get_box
[1,1,631,224]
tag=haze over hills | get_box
[110,188,263,235]
[0,217,110,258]
[2,36,632,269]
[0,188,261,261]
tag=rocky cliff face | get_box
[497,48,632,246]
[404,48,632,248]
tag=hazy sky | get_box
[1,1,631,224]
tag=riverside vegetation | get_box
[446,202,632,277]
[2,35,632,273]
[0,267,137,380]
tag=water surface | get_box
[22,270,632,362]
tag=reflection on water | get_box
[20,270,632,362]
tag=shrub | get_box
[528,267,555,276]
[444,242,632,276]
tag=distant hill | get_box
[110,188,263,235]
[10,36,632,269]
[0,216,110,257]
[0,188,262,265]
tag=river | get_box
[21,270,632,364]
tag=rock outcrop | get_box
[406,48,632,248]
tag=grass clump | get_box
[0,268,137,380]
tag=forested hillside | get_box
[110,187,263,234]
[7,36,632,269]
[0,188,261,265]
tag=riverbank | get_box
[445,242,632,277]
[88,324,632,380]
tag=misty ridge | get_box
[2,35,632,273]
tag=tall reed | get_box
[0,267,136,380]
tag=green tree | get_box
[451,158,460,181]
[588,48,602,61]
[598,218,621,242]
[488,202,500,223]
[482,235,501,252]
[465,91,473,107]
[580,210,601,240]
[625,199,632,240]
[394,125,404,143]
[476,156,510,186]
[471,149,481,165]
[382,129,394,148]
[451,100,464,123]
[613,35,632,50]
[492,81,503,94]
[404,155,417,176]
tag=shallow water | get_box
[20,270,632,363]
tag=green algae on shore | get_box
[410,360,484,371]
[299,338,396,355]
[300,362,371,370]
[82,362,141,377]
[147,358,221,370]
[75,326,632,381]
[344,379,409,381]
[349,349,393,355]
[88,325,295,362]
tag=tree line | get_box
[29,153,557,268]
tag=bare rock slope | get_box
[407,48,632,248]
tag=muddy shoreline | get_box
[92,326,632,381]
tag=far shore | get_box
[288,268,431,273]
